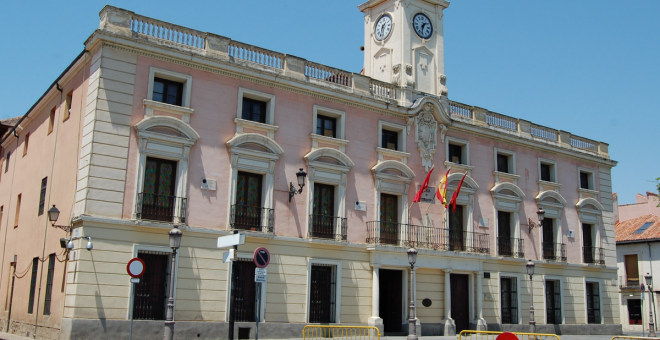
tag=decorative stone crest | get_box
[438,74,448,96]
[392,64,401,86]
[415,103,438,172]
[405,64,415,87]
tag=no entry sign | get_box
[253,247,270,268]
[127,258,146,278]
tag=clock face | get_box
[413,13,433,39]
[374,14,393,41]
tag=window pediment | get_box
[227,133,284,156]
[372,160,415,182]
[135,115,200,144]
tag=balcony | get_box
[366,222,489,254]
[619,276,641,290]
[497,237,525,258]
[136,193,187,223]
[583,247,605,265]
[308,215,347,241]
[230,205,273,233]
[542,242,567,262]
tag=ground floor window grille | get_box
[309,264,336,323]
[232,258,257,322]
[500,277,518,324]
[133,251,170,320]
[43,254,55,315]
[586,281,601,324]
[545,280,561,324]
[628,299,642,325]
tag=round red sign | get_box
[253,247,270,268]
[496,332,519,340]
[127,258,146,278]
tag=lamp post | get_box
[48,205,72,232]
[407,248,418,340]
[645,273,656,337]
[164,225,183,340]
[526,259,536,334]
[528,206,546,233]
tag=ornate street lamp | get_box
[526,259,536,334]
[164,225,183,340]
[48,205,72,232]
[407,248,418,340]
[528,206,546,233]
[289,168,307,202]
[646,273,656,337]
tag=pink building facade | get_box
[0,3,620,339]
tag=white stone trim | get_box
[306,258,342,323]
[312,105,346,140]
[224,252,267,322]
[378,120,407,152]
[584,278,605,324]
[143,99,195,123]
[446,173,477,232]
[494,147,516,175]
[498,272,523,325]
[491,183,524,240]
[225,133,283,231]
[446,136,470,166]
[376,147,411,165]
[127,244,179,320]
[542,275,565,324]
[310,134,349,153]
[577,167,597,191]
[133,116,200,222]
[147,66,193,108]
[538,157,558,184]
[236,87,276,124]
[372,160,415,238]
[234,118,279,140]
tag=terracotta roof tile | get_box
[616,214,660,242]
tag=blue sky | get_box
[1,1,658,204]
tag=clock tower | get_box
[359,0,450,105]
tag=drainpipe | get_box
[648,241,658,329]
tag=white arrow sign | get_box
[217,233,245,249]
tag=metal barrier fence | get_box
[459,330,561,340]
[611,337,660,340]
[302,325,381,340]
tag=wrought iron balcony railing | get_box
[619,276,641,290]
[542,242,567,262]
[497,237,525,258]
[308,215,347,241]
[230,205,274,233]
[583,247,605,265]
[366,221,489,254]
[136,193,187,223]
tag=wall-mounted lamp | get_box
[289,168,307,202]
[528,206,545,233]
[48,205,72,233]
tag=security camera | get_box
[203,179,207,184]
[356,201,360,206]
[86,238,93,251]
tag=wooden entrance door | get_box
[379,269,402,333]
[450,273,470,333]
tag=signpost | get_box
[253,247,270,340]
[218,232,245,340]
[126,258,146,340]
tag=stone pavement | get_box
[0,331,649,340]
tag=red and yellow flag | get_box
[436,169,450,207]
[449,172,468,212]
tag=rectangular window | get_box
[311,183,336,239]
[232,259,257,322]
[152,78,183,106]
[241,98,267,123]
[309,264,336,323]
[448,144,463,164]
[38,177,47,216]
[64,91,73,121]
[316,115,337,138]
[500,277,518,324]
[624,255,640,286]
[4,151,10,173]
[5,262,14,311]
[232,172,263,231]
[540,163,551,181]
[586,282,601,324]
[133,251,169,320]
[448,205,464,251]
[580,171,593,190]
[545,280,561,324]
[379,193,399,245]
[542,218,555,260]
[48,107,56,135]
[628,299,642,325]
[497,211,512,256]
[28,257,39,314]
[43,253,55,315]
[23,133,30,156]
[381,129,398,150]
[14,194,21,228]
[497,153,510,173]
[139,158,178,222]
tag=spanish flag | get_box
[436,169,450,207]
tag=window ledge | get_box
[235,118,279,139]
[494,171,520,185]
[377,147,410,164]
[311,134,349,153]
[538,180,561,193]
[444,161,474,171]
[144,99,194,123]
[578,188,599,195]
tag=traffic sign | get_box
[253,247,270,268]
[496,332,519,340]
[255,267,267,283]
[127,258,146,278]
